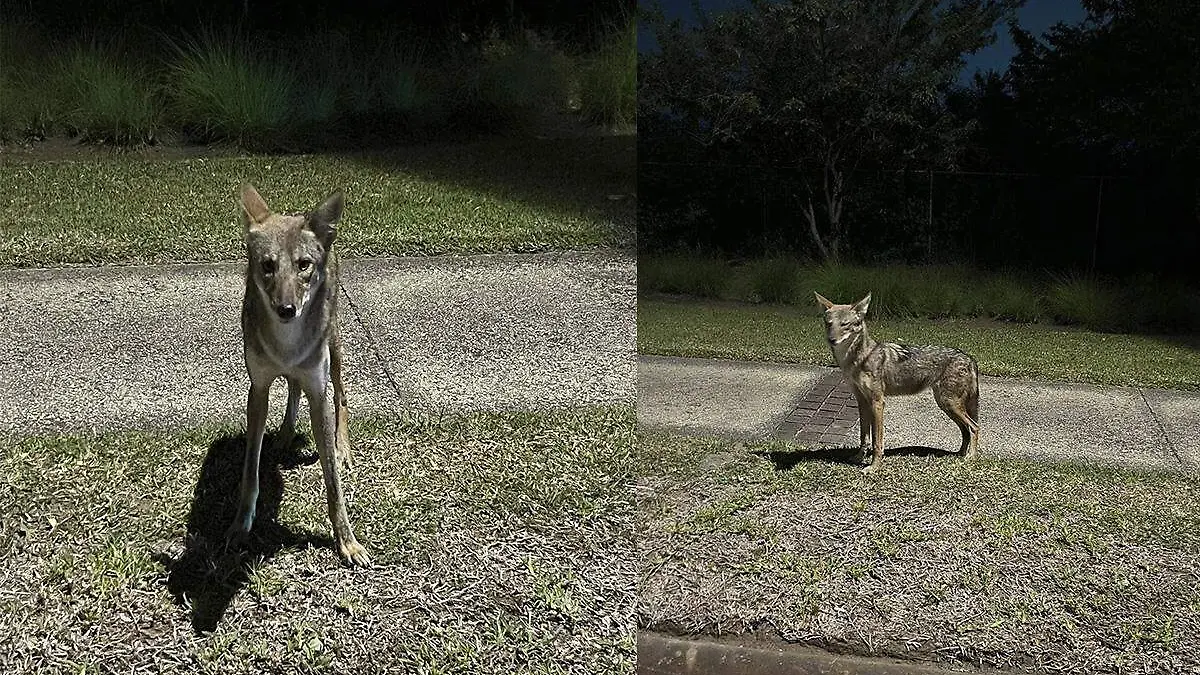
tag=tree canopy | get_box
[1004,0,1200,173]
[641,0,1198,277]
[640,0,1022,261]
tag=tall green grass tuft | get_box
[374,49,428,117]
[304,29,430,135]
[0,64,35,142]
[166,30,298,148]
[978,275,1044,323]
[746,257,802,304]
[1045,273,1121,330]
[800,264,876,311]
[57,43,158,145]
[639,254,730,298]
[1112,275,1200,334]
[0,20,57,141]
[579,20,636,127]
[289,34,342,133]
[474,30,571,128]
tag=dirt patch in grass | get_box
[636,432,1200,674]
[0,406,635,674]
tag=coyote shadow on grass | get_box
[755,445,957,471]
[157,430,333,634]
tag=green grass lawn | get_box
[0,136,633,267]
[0,406,635,674]
[638,254,1200,334]
[638,298,1200,390]
[637,431,1200,674]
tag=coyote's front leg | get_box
[851,389,872,466]
[303,360,370,568]
[862,396,886,476]
[275,377,302,451]
[228,380,271,544]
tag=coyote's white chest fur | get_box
[259,317,325,370]
[830,330,864,370]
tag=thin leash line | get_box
[1139,388,1184,470]
[338,281,439,418]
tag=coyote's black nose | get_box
[276,304,297,319]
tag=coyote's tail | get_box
[965,362,980,433]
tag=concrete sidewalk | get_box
[638,354,1200,473]
[0,251,635,438]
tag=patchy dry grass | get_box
[0,406,635,674]
[636,431,1200,674]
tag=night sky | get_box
[965,0,1087,80]
[639,0,1089,81]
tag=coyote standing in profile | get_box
[814,292,980,475]
[227,183,370,567]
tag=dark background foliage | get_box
[6,0,628,46]
[1,0,636,149]
[639,0,1200,280]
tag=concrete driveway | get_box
[0,251,635,438]
[638,354,1200,473]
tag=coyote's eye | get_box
[260,259,277,275]
[297,259,312,272]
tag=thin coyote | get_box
[815,292,980,475]
[227,183,370,567]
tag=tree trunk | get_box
[802,196,831,261]
[823,160,846,263]
[800,158,847,263]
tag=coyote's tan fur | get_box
[815,292,980,475]
[227,183,369,567]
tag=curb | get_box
[637,633,998,675]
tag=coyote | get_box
[814,292,980,475]
[227,183,370,567]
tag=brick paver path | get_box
[776,371,860,447]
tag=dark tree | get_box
[1008,0,1200,173]
[640,0,1022,261]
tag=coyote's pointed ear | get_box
[853,293,872,316]
[239,183,271,231]
[815,292,835,310]
[308,191,344,248]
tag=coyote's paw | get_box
[224,523,251,548]
[860,463,881,476]
[339,539,372,568]
[853,445,870,465]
